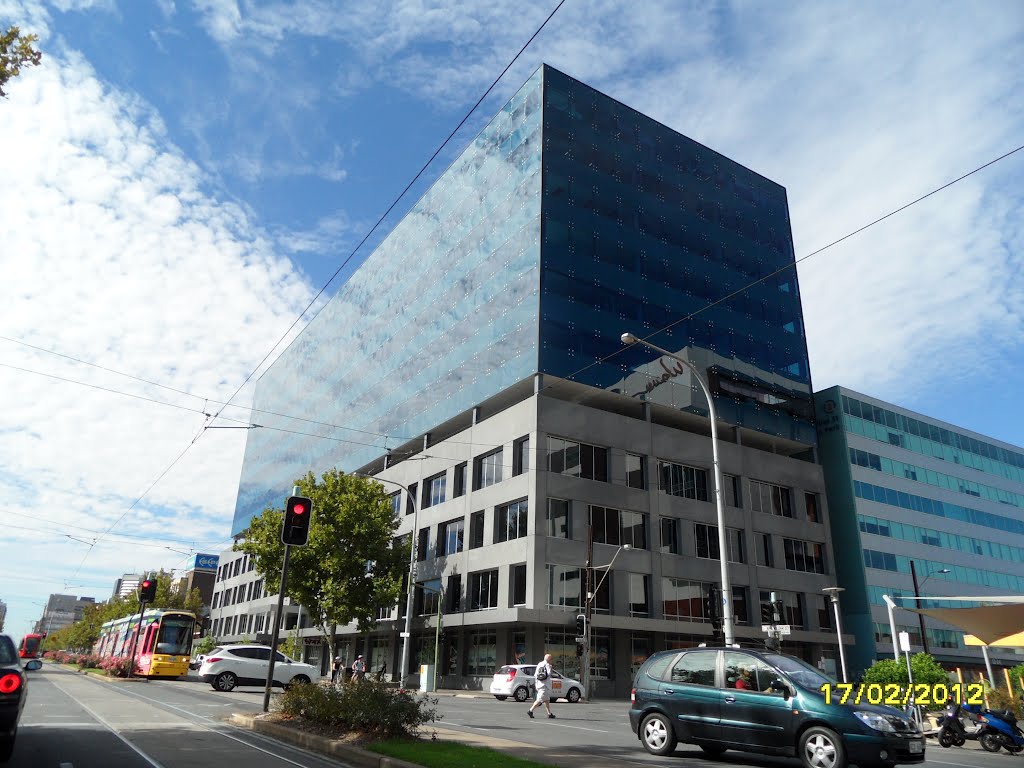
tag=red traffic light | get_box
[292,503,307,515]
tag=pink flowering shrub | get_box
[99,655,138,678]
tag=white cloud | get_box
[0,44,313,633]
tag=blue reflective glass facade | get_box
[232,65,814,535]
[538,68,812,440]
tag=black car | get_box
[0,634,42,762]
[630,646,924,768]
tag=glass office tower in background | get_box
[816,385,1024,676]
[218,65,838,694]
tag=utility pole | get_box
[583,525,594,699]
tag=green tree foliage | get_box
[235,469,407,664]
[1,26,42,97]
[42,571,204,652]
[193,634,219,657]
[862,653,950,688]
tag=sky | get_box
[0,0,1021,639]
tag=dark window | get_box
[629,573,650,616]
[694,523,745,563]
[669,650,717,685]
[756,533,773,567]
[494,499,528,542]
[407,482,418,515]
[547,498,571,538]
[547,436,608,481]
[389,493,402,518]
[474,448,504,490]
[469,570,499,610]
[783,538,826,574]
[512,564,527,605]
[437,518,464,557]
[805,492,820,523]
[658,461,709,501]
[453,462,467,497]
[447,574,462,612]
[423,473,446,508]
[660,517,680,554]
[417,528,430,561]
[626,453,646,489]
[724,474,741,508]
[469,510,484,549]
[750,479,792,517]
[513,436,530,476]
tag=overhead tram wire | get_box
[51,0,570,585]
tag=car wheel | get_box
[640,712,677,756]
[980,732,1002,753]
[799,726,846,768]
[213,672,237,692]
[566,687,581,703]
[494,696,508,701]
[0,731,14,762]
[513,686,530,702]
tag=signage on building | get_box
[191,553,219,572]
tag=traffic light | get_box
[760,603,774,624]
[773,599,785,623]
[576,643,584,657]
[708,586,722,622]
[282,495,314,546]
[139,578,157,603]
[575,614,586,637]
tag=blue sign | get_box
[192,553,219,571]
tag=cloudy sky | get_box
[1,0,1021,637]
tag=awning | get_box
[905,599,1024,645]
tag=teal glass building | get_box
[816,385,1024,676]
[232,65,815,536]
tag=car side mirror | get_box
[769,679,790,699]
[25,660,43,671]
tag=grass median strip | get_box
[368,740,555,768]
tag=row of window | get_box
[216,556,255,582]
[400,436,822,525]
[862,549,1024,591]
[855,480,1024,536]
[857,513,1024,564]
[415,496,824,572]
[841,393,1024,478]
[871,622,964,650]
[850,448,1024,508]
[213,612,267,639]
[212,578,265,609]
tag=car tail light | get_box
[506,669,518,682]
[0,674,22,694]
[630,688,636,704]
[206,657,223,664]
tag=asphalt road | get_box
[9,664,1024,768]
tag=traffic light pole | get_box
[125,599,147,680]
[263,543,291,713]
[583,526,594,700]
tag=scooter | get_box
[938,703,984,748]
[977,704,1024,754]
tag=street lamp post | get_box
[822,587,848,682]
[621,332,734,645]
[910,561,950,655]
[583,542,630,700]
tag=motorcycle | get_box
[938,703,984,748]
[977,704,1024,754]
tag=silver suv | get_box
[198,644,319,692]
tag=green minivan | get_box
[629,647,925,768]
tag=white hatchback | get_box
[198,644,320,692]
[489,664,584,703]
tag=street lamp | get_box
[910,561,950,655]
[621,332,734,645]
[822,587,848,682]
[583,543,630,700]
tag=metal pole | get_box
[883,595,900,661]
[981,644,995,687]
[621,334,733,645]
[434,588,442,693]
[831,597,848,682]
[262,543,291,713]
[125,601,146,680]
[910,560,930,655]
[584,524,594,700]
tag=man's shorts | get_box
[535,686,550,703]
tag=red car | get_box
[1,634,42,762]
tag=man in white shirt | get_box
[527,653,557,719]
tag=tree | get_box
[862,653,951,708]
[1,26,42,98]
[235,469,408,666]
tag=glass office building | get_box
[816,385,1024,675]
[233,65,814,536]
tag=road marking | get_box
[59,763,74,768]
[546,722,608,733]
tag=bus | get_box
[95,609,195,678]
[18,633,44,659]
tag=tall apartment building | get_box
[816,386,1024,676]
[214,65,842,695]
[111,574,142,599]
[35,594,97,635]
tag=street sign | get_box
[762,624,792,635]
[575,636,586,643]
[400,632,410,638]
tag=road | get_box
[9,664,1024,768]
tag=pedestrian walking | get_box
[332,654,344,683]
[527,653,557,719]
[351,654,366,681]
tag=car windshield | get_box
[763,653,836,690]
[0,636,17,664]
